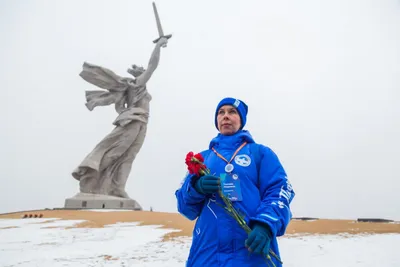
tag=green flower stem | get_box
[218,190,281,267]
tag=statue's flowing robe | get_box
[79,62,148,114]
[72,62,151,198]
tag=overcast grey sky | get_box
[1,0,399,220]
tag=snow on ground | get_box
[0,218,399,267]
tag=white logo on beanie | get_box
[233,99,240,107]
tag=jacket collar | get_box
[209,130,255,150]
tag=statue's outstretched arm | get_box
[135,37,168,87]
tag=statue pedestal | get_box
[64,193,142,210]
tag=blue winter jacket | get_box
[175,130,295,267]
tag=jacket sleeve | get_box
[175,173,206,220]
[249,146,295,237]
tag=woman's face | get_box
[217,105,241,135]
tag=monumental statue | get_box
[65,2,171,210]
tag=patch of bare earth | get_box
[0,210,398,241]
[101,255,119,261]
[0,226,19,230]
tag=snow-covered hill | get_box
[0,211,399,266]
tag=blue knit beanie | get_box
[214,97,248,130]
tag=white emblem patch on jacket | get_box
[234,154,251,167]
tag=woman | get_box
[175,97,295,266]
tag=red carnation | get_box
[185,152,209,177]
[185,152,194,165]
[194,153,204,162]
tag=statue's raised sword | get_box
[152,2,172,46]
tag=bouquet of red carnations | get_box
[185,152,282,267]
